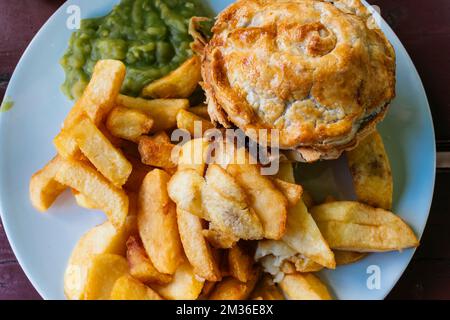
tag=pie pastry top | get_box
[201,0,395,160]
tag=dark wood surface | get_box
[0,0,449,300]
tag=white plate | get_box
[0,0,435,300]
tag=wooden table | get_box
[0,0,449,300]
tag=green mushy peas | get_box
[61,0,212,99]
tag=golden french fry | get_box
[203,228,238,249]
[176,208,221,281]
[79,60,126,126]
[282,200,335,269]
[29,156,66,212]
[153,260,204,300]
[189,104,209,119]
[177,138,211,174]
[138,135,177,169]
[226,162,287,240]
[168,169,206,218]
[110,275,163,300]
[55,159,129,229]
[137,169,183,274]
[347,131,393,210]
[84,254,129,300]
[273,178,303,207]
[141,56,201,98]
[202,165,264,240]
[151,131,171,144]
[117,94,189,132]
[64,217,136,300]
[310,201,419,252]
[209,269,260,300]
[334,251,367,266]
[106,106,154,142]
[228,243,254,283]
[250,275,285,300]
[126,236,172,285]
[280,273,332,300]
[53,129,81,159]
[176,109,214,136]
[71,116,132,186]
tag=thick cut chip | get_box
[110,275,163,300]
[334,251,367,266]
[84,254,129,300]
[142,56,201,98]
[176,109,214,136]
[226,163,287,240]
[64,218,136,300]
[53,129,81,159]
[177,138,211,174]
[126,236,172,285]
[189,104,209,119]
[55,159,129,229]
[106,106,154,142]
[282,200,335,269]
[29,156,66,212]
[71,116,132,186]
[209,269,260,300]
[72,189,99,210]
[137,169,183,274]
[138,135,177,169]
[117,94,189,132]
[228,243,254,283]
[310,201,419,252]
[176,208,221,281]
[153,261,204,300]
[202,166,264,240]
[272,178,303,207]
[346,131,393,210]
[280,273,332,300]
[250,275,285,300]
[203,228,238,249]
[168,169,206,218]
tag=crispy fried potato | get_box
[137,169,183,274]
[176,208,221,281]
[142,56,201,98]
[176,109,214,136]
[177,138,211,174]
[153,260,204,300]
[250,275,285,300]
[78,60,126,126]
[110,275,163,300]
[334,251,367,266]
[151,131,171,144]
[228,243,254,283]
[273,179,303,207]
[138,135,177,169]
[29,156,66,212]
[168,169,205,218]
[202,165,264,240]
[310,201,419,252]
[71,116,132,186]
[280,273,332,300]
[347,131,393,210]
[189,104,209,119]
[117,94,189,132]
[203,228,238,249]
[53,129,81,159]
[55,159,129,229]
[282,200,335,269]
[72,189,99,210]
[226,163,287,240]
[126,236,172,285]
[106,107,154,142]
[84,254,129,300]
[280,258,323,273]
[64,218,136,300]
[209,269,260,300]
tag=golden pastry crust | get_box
[202,0,395,160]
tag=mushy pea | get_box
[61,0,212,99]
